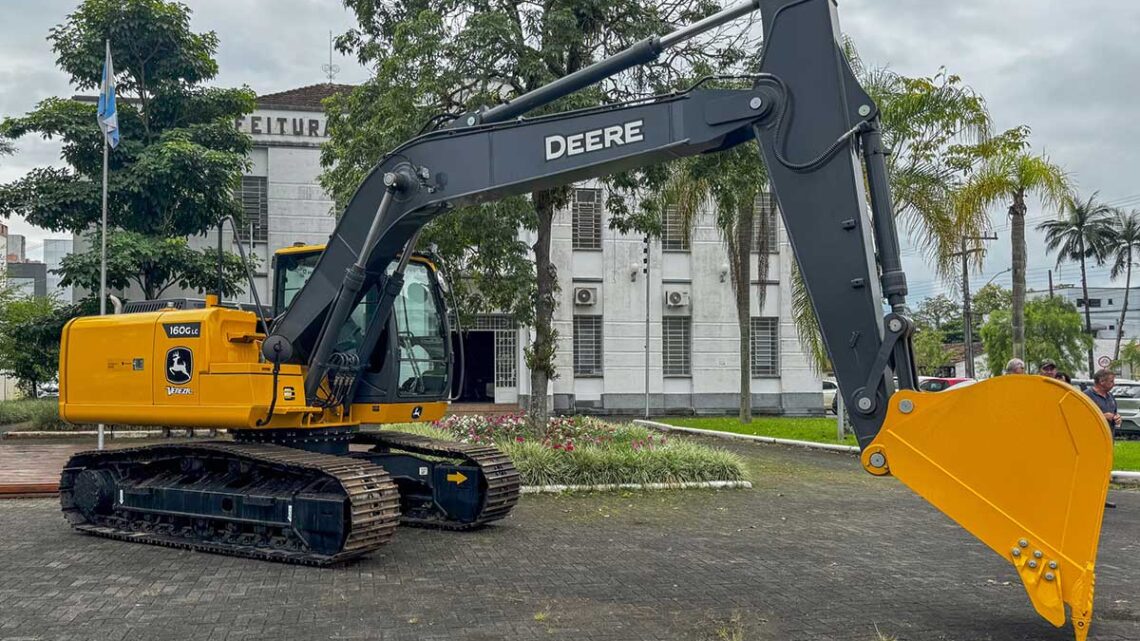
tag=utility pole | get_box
[1048,269,1054,298]
[953,233,998,378]
[643,235,651,418]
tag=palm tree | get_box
[1036,193,1114,373]
[850,55,992,276]
[1106,209,1140,360]
[658,142,769,424]
[957,147,1070,361]
[789,56,993,373]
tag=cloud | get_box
[1,0,1137,292]
[843,0,1140,298]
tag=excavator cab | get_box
[272,244,452,423]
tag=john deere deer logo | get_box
[165,347,193,385]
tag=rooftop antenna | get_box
[321,30,340,84]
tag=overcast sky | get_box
[1,0,1137,302]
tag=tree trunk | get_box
[1010,190,1027,360]
[1115,253,1131,362]
[526,189,557,434]
[1079,239,1095,375]
[733,202,753,424]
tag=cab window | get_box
[391,263,448,398]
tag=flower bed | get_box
[390,414,747,487]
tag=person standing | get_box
[1040,359,1057,378]
[1004,358,1026,374]
[1084,368,1120,509]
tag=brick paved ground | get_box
[0,442,79,495]
[0,439,199,497]
[0,438,1136,641]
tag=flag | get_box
[97,40,119,149]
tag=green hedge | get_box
[0,399,66,430]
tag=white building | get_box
[1028,284,1140,340]
[194,84,346,303]
[67,83,823,416]
[524,186,818,414]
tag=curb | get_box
[2,479,754,499]
[520,480,752,494]
[634,419,1140,486]
[634,419,859,453]
[3,429,217,440]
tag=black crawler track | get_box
[353,431,521,530]
[59,442,400,565]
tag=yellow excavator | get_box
[56,1,1113,638]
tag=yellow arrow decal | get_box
[446,471,468,485]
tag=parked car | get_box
[822,378,839,414]
[36,381,59,399]
[1110,379,1140,439]
[917,376,973,392]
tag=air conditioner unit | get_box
[664,289,690,308]
[574,287,598,306]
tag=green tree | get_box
[1116,338,1140,377]
[0,0,255,301]
[327,0,736,430]
[980,296,1091,376]
[1036,193,1114,374]
[912,294,962,333]
[912,328,950,374]
[971,282,1012,318]
[0,294,62,396]
[1105,209,1140,360]
[956,129,1070,362]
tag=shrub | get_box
[387,415,748,487]
[0,399,60,427]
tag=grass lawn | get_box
[659,416,1140,472]
[658,416,858,446]
[1115,441,1140,472]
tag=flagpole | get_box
[100,136,108,318]
[97,39,110,451]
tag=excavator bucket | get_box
[860,375,1113,641]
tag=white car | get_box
[823,378,838,413]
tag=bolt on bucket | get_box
[860,375,1113,641]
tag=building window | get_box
[1109,299,1114,305]
[572,188,602,250]
[753,192,779,253]
[1077,298,1102,308]
[494,330,517,388]
[663,316,691,377]
[573,315,604,377]
[662,205,690,251]
[750,317,779,377]
[237,175,269,243]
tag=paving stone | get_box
[0,437,1135,641]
